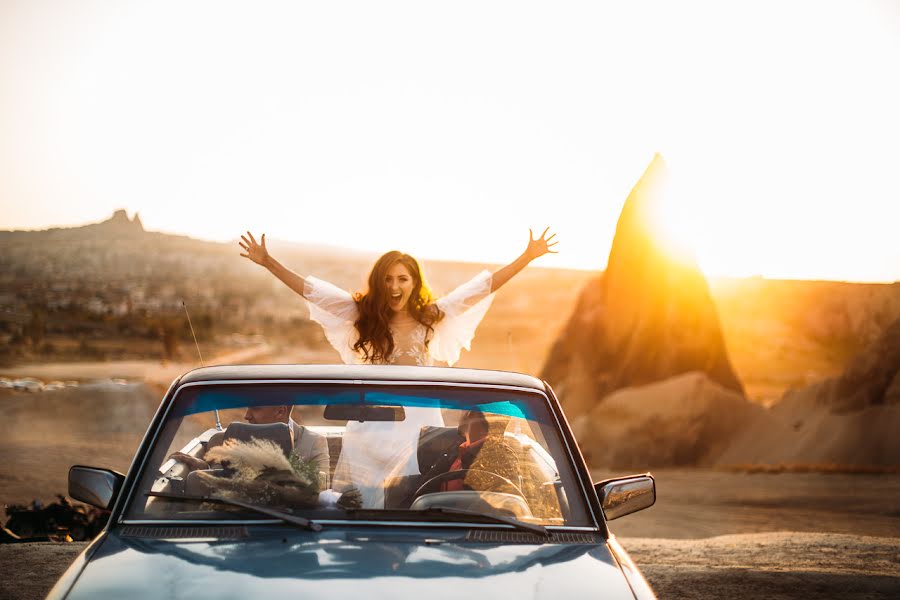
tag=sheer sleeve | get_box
[303,276,361,365]
[431,270,495,366]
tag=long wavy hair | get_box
[353,251,443,363]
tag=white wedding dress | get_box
[303,270,495,367]
[302,270,496,507]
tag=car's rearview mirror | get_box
[323,404,406,422]
[596,473,656,520]
[69,465,125,510]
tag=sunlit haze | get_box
[2,1,898,282]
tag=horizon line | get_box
[2,216,898,286]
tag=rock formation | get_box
[93,209,145,236]
[571,372,764,468]
[832,316,900,411]
[542,154,743,417]
[715,315,900,468]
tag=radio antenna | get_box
[182,301,204,365]
[183,301,222,431]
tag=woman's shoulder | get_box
[423,302,444,322]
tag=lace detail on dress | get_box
[386,324,431,366]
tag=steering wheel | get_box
[413,469,524,499]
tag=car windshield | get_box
[126,383,592,527]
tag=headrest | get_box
[223,422,294,458]
[206,431,225,450]
[417,426,464,474]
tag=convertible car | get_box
[49,365,656,599]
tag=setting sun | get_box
[1,1,898,282]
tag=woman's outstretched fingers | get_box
[546,228,559,253]
[524,226,557,259]
[239,231,270,265]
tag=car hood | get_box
[62,527,637,599]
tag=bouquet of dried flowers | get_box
[197,438,360,510]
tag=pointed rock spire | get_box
[542,154,743,417]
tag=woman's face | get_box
[384,262,415,313]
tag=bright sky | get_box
[1,1,899,282]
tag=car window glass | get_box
[126,384,591,527]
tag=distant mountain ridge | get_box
[0,210,148,241]
[0,211,383,265]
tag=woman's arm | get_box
[239,231,307,297]
[490,228,558,293]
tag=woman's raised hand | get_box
[525,227,559,260]
[240,231,308,296]
[239,231,269,266]
[489,227,560,293]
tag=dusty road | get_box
[0,344,274,386]
[626,532,900,599]
[601,468,900,539]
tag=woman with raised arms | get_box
[239,229,557,368]
[239,229,558,507]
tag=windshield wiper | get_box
[345,507,549,537]
[146,491,322,532]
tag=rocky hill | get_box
[542,155,743,417]
[832,316,900,411]
[716,315,900,468]
[0,209,145,241]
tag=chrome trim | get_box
[597,474,656,521]
[173,378,548,395]
[118,378,589,526]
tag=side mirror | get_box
[69,466,125,510]
[595,473,656,521]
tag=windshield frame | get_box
[116,377,602,532]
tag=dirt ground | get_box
[626,532,900,599]
[601,468,900,540]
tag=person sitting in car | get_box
[412,411,562,519]
[169,405,329,478]
[397,410,521,499]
